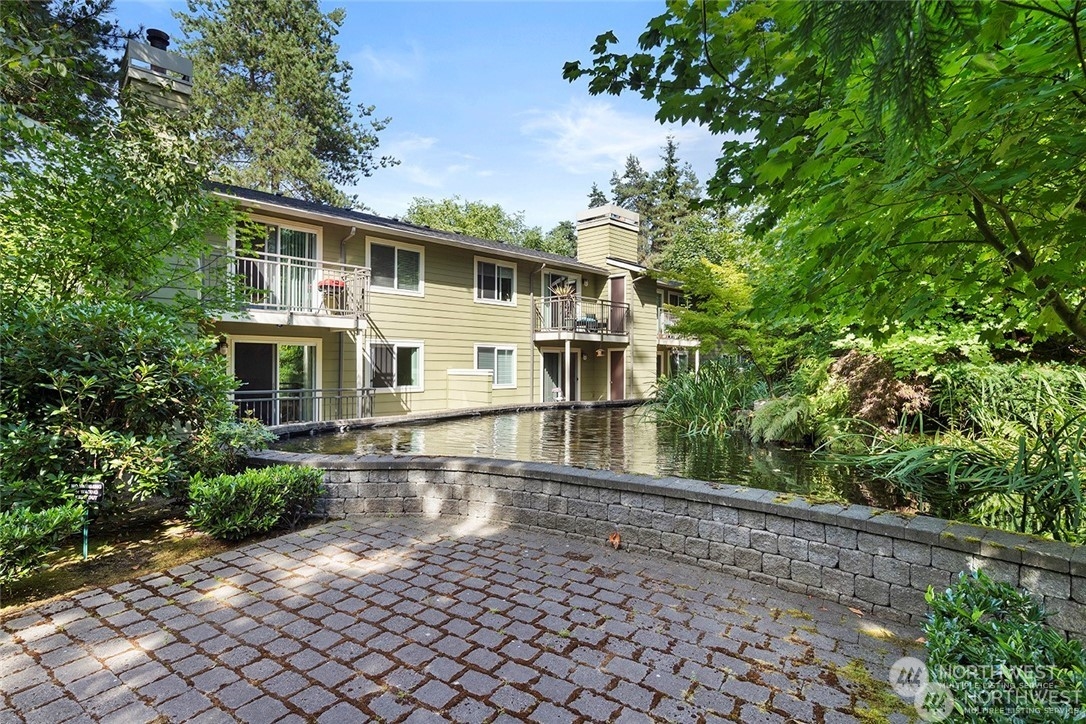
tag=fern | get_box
[751,395,815,445]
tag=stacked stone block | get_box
[252,451,1086,639]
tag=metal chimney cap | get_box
[146,28,170,50]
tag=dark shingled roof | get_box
[207,182,605,274]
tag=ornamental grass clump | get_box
[845,369,1086,542]
[648,357,767,436]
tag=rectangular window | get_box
[475,259,515,304]
[370,342,422,391]
[370,242,422,293]
[476,345,516,387]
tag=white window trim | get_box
[474,343,517,389]
[231,214,324,260]
[474,256,517,307]
[368,339,425,393]
[543,270,582,296]
[227,335,324,391]
[539,347,581,402]
[367,238,425,297]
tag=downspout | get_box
[533,264,546,401]
[339,226,356,264]
[337,227,357,408]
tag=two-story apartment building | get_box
[119,29,699,425]
[206,184,700,425]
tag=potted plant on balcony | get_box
[550,281,577,330]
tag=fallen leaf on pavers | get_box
[848,607,865,617]
[608,532,621,550]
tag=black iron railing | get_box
[231,387,374,426]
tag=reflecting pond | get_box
[275,406,896,506]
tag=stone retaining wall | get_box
[250,451,1086,638]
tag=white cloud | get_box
[353,41,424,82]
[384,133,438,157]
[520,98,708,175]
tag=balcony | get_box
[231,387,374,426]
[658,309,699,348]
[533,295,629,342]
[215,251,370,327]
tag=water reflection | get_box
[276,407,890,505]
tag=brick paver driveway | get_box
[2,517,920,723]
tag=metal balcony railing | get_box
[231,388,375,426]
[533,295,629,335]
[658,309,681,337]
[215,251,370,317]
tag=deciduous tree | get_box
[565,1,1086,348]
[0,0,129,136]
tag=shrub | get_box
[829,351,930,429]
[924,570,1086,722]
[847,365,1086,542]
[0,300,236,513]
[187,466,325,541]
[182,418,276,479]
[750,395,816,445]
[0,503,85,585]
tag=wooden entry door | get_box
[609,276,626,333]
[609,350,625,400]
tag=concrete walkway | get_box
[1,517,921,723]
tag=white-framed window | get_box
[228,335,323,425]
[368,240,423,295]
[475,257,516,305]
[369,341,424,392]
[475,344,516,388]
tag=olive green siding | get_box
[627,275,660,399]
[446,371,493,408]
[363,235,540,414]
[210,197,670,419]
[576,225,611,269]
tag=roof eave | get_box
[211,188,606,276]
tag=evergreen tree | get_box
[646,136,700,263]
[609,154,654,256]
[176,0,394,206]
[586,183,608,207]
[609,155,652,211]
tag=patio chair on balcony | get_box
[577,313,603,333]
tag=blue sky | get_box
[112,1,719,230]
